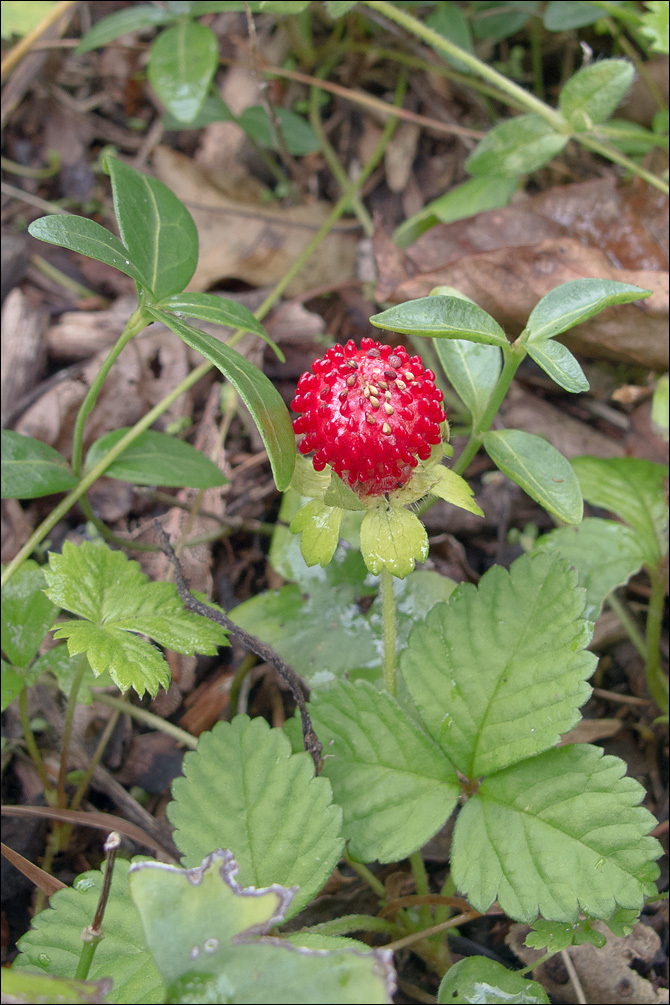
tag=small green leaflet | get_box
[525,918,608,952]
[360,503,428,578]
[1,430,77,500]
[432,338,502,424]
[43,541,227,697]
[559,59,635,130]
[157,292,282,357]
[437,957,549,1005]
[84,429,228,489]
[524,278,652,343]
[1,559,59,669]
[371,295,508,346]
[526,339,589,394]
[76,5,175,53]
[147,21,218,123]
[27,216,148,288]
[465,114,569,177]
[290,499,344,568]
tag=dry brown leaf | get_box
[385,121,420,193]
[500,385,625,459]
[558,718,623,745]
[1,288,47,425]
[45,295,137,361]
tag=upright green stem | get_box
[528,16,545,101]
[343,850,386,899]
[645,571,669,713]
[409,851,431,931]
[606,591,647,659]
[381,568,397,696]
[74,832,120,980]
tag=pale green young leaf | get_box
[526,339,590,393]
[1,968,111,1004]
[370,295,508,346]
[525,918,607,953]
[433,338,502,423]
[451,744,661,923]
[157,292,282,357]
[147,21,218,123]
[640,0,670,54]
[1,559,59,669]
[483,429,583,524]
[27,217,148,288]
[14,859,165,1005]
[572,456,669,565]
[438,957,549,1005]
[84,429,228,488]
[401,552,595,778]
[107,157,198,300]
[309,680,459,863]
[168,716,343,919]
[465,114,569,177]
[290,499,344,568]
[43,541,227,697]
[360,504,428,578]
[76,6,174,53]
[394,175,518,247]
[428,465,484,516]
[535,519,648,619]
[559,59,635,130]
[525,278,652,343]
[145,308,295,490]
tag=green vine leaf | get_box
[168,716,343,919]
[450,744,661,923]
[43,541,228,698]
[1,431,78,500]
[84,428,228,489]
[76,6,174,53]
[524,278,652,343]
[526,339,590,393]
[360,503,428,577]
[27,216,149,289]
[400,552,595,778]
[157,292,282,358]
[370,295,509,346]
[465,114,569,177]
[147,21,218,123]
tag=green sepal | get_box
[360,502,428,578]
[323,473,367,511]
[290,499,344,568]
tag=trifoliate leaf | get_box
[400,552,595,778]
[43,541,227,697]
[451,744,661,923]
[310,680,459,863]
[168,716,343,919]
[360,503,428,578]
[290,499,344,568]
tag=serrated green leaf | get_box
[106,157,198,300]
[437,956,549,1005]
[483,429,583,524]
[433,338,502,424]
[371,295,508,347]
[640,0,670,54]
[290,499,344,568]
[2,968,112,1004]
[559,60,634,130]
[572,456,669,565]
[451,744,661,923]
[543,0,606,31]
[27,216,148,287]
[43,541,227,697]
[14,859,164,1005]
[238,105,321,155]
[535,519,647,619]
[168,716,343,918]
[75,6,174,53]
[145,308,295,491]
[360,503,428,578]
[1,559,59,669]
[428,466,484,516]
[525,278,652,343]
[84,428,227,488]
[401,552,595,778]
[526,338,589,393]
[310,680,459,863]
[465,114,569,177]
[603,905,642,937]
[157,292,282,357]
[147,21,218,123]
[525,917,606,952]
[1,430,78,500]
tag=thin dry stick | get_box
[561,949,587,1005]
[157,525,322,770]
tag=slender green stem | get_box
[18,688,54,797]
[69,709,121,811]
[56,657,87,808]
[606,591,647,659]
[409,851,431,931]
[295,915,398,939]
[578,133,669,194]
[31,254,102,300]
[343,850,386,899]
[93,693,198,749]
[528,16,545,102]
[517,948,559,976]
[74,936,102,981]
[75,832,120,979]
[645,571,669,713]
[381,568,397,696]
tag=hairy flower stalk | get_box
[291,338,446,497]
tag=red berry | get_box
[291,340,446,496]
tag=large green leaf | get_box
[168,716,343,918]
[400,552,595,778]
[43,540,227,697]
[14,859,165,1005]
[146,308,295,490]
[84,429,227,488]
[370,295,509,346]
[26,216,147,288]
[147,21,218,123]
[451,744,661,923]
[438,957,549,1005]
[535,519,648,619]
[433,338,502,424]
[76,6,174,53]
[1,969,111,1005]
[483,429,583,524]
[107,157,198,300]
[465,114,569,177]
[1,559,59,669]
[524,278,652,342]
[526,339,589,393]
[559,59,635,130]
[309,680,459,863]
[129,851,395,1003]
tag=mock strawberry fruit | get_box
[291,338,446,496]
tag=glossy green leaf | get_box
[433,338,502,423]
[238,105,320,155]
[360,503,428,577]
[394,175,518,247]
[168,716,343,918]
[428,466,484,516]
[14,859,165,1005]
[465,114,569,177]
[146,308,295,490]
[451,744,661,922]
[1,430,77,500]
[26,216,147,288]
[559,59,634,130]
[401,552,595,778]
[1,969,111,1005]
[572,456,668,565]
[438,957,549,1005]
[544,0,610,30]
[75,6,174,54]
[290,499,344,568]
[84,429,227,488]
[526,918,608,952]
[535,519,648,619]
[370,295,508,346]
[157,292,279,352]
[309,680,459,863]
[483,429,583,524]
[44,541,227,697]
[107,157,198,300]
[1,559,59,669]
[525,278,652,342]
[147,21,218,123]
[526,339,589,393]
